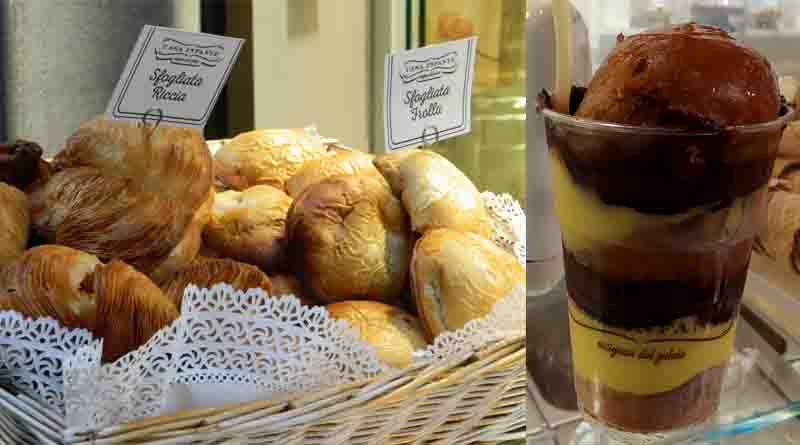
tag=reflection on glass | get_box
[422,0,527,208]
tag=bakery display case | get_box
[0,2,526,443]
[2,1,800,444]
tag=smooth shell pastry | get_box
[287,175,412,304]
[214,129,327,191]
[411,228,524,338]
[204,185,293,273]
[374,149,491,237]
[326,300,428,368]
[286,149,388,198]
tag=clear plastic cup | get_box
[542,105,795,434]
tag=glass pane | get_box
[420,0,527,208]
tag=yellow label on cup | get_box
[569,300,736,396]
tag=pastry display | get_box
[29,117,213,276]
[0,117,520,372]
[214,128,327,192]
[0,245,178,362]
[204,185,292,273]
[411,228,523,338]
[161,258,273,308]
[374,149,491,237]
[269,273,316,306]
[286,148,388,198]
[287,175,412,304]
[0,183,29,268]
[326,301,428,368]
[544,24,787,432]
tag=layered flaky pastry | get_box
[287,175,412,304]
[161,258,274,308]
[204,186,292,273]
[93,260,180,361]
[30,117,213,276]
[411,228,523,338]
[286,149,388,198]
[0,245,178,362]
[326,300,428,368]
[30,168,196,274]
[214,129,327,192]
[0,183,29,268]
[54,117,213,210]
[374,149,491,237]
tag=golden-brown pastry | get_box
[326,301,428,368]
[411,229,523,338]
[203,185,292,273]
[374,149,491,237]
[161,258,273,308]
[30,117,213,276]
[269,273,316,306]
[30,168,196,274]
[150,191,215,284]
[287,175,412,304]
[53,117,213,211]
[0,245,178,362]
[93,260,179,362]
[214,129,327,192]
[0,183,29,268]
[286,149,388,198]
[1,245,102,329]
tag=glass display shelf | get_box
[526,277,800,445]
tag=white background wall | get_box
[249,0,372,151]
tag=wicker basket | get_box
[1,139,527,444]
[0,335,525,444]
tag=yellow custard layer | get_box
[569,300,736,395]
[549,151,748,250]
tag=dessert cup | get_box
[542,106,795,434]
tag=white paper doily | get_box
[0,191,526,433]
[0,312,99,414]
[63,289,387,431]
[482,191,526,264]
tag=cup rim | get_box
[541,105,796,136]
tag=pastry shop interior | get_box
[2,1,800,444]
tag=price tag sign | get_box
[384,37,477,151]
[105,25,244,128]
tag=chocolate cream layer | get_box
[545,118,780,215]
[550,148,761,328]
